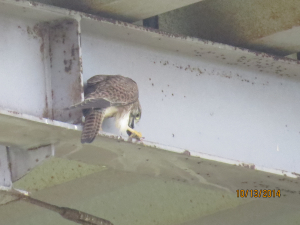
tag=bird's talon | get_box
[135,132,142,138]
[129,131,143,140]
[138,137,145,142]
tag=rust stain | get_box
[28,144,51,151]
[8,162,12,173]
[64,59,73,73]
[8,110,20,115]
[33,23,48,39]
[182,150,191,156]
[79,57,83,74]
[39,42,44,54]
[49,45,52,67]
[292,172,300,178]
[71,44,76,57]
[26,26,33,36]
[42,109,49,118]
[43,95,49,118]
[51,22,63,30]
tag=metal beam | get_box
[31,0,204,22]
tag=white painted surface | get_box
[49,19,83,123]
[0,2,83,120]
[0,9,47,117]
[80,20,300,173]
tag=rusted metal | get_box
[6,192,114,225]
[27,144,51,151]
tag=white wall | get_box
[81,24,300,173]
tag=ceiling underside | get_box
[158,0,300,56]
[31,0,204,22]
[32,0,300,56]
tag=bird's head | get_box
[127,100,142,136]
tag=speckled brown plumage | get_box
[85,75,139,104]
[67,75,142,143]
[81,109,105,143]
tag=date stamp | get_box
[236,189,281,198]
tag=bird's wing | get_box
[81,109,105,143]
[67,98,111,110]
[67,75,139,110]
[91,75,139,105]
[86,75,110,86]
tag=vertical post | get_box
[49,19,83,124]
[0,145,12,188]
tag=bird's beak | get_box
[126,116,135,136]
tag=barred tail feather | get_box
[81,109,105,143]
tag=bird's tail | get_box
[81,109,105,144]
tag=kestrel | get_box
[67,75,142,143]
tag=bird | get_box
[66,75,142,144]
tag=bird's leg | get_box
[127,127,143,139]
